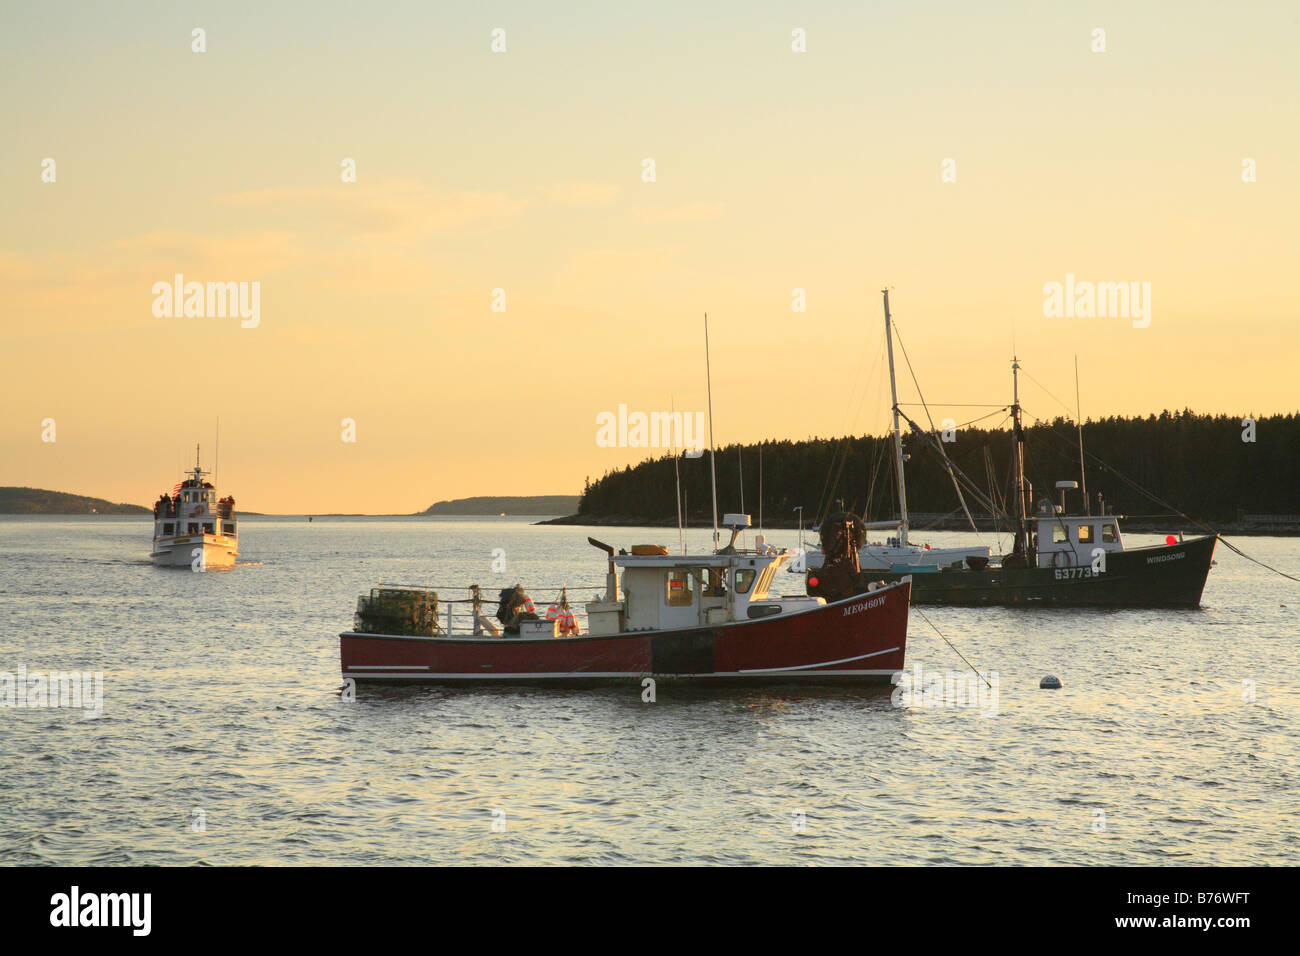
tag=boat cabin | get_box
[1031,482,1124,570]
[153,463,238,541]
[585,516,824,636]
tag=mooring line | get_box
[913,605,992,689]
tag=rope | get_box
[913,605,992,689]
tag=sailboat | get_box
[803,289,991,574]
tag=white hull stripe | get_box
[736,646,901,674]
[342,669,901,680]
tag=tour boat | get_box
[150,448,239,569]
[339,515,911,684]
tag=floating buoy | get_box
[1040,675,1062,689]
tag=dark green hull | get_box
[865,534,1218,607]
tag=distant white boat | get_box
[150,446,238,569]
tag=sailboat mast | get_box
[882,289,909,548]
[704,314,720,551]
[1012,357,1028,549]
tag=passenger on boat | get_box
[495,585,538,635]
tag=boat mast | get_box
[1074,355,1088,515]
[882,289,909,548]
[704,314,720,551]
[1012,357,1028,552]
[671,398,685,555]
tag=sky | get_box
[2,1,1297,514]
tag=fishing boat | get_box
[805,316,1217,606]
[341,315,911,685]
[339,515,910,684]
[150,446,239,569]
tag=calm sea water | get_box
[1,515,1296,866]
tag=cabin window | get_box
[162,522,174,535]
[203,522,215,534]
[1076,524,1094,543]
[665,570,694,607]
[1052,525,1068,544]
[187,522,199,534]
[701,567,727,597]
[735,568,757,594]
[223,523,235,535]
[751,562,780,600]
[1101,523,1118,543]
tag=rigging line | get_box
[865,434,890,521]
[950,405,1013,431]
[848,337,888,434]
[983,445,1009,553]
[837,325,880,436]
[813,439,846,527]
[821,339,888,525]
[1018,364,1077,419]
[1023,410,1300,583]
[892,323,981,538]
[913,605,992,689]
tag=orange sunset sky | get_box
[2,2,1297,514]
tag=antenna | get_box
[1074,355,1088,515]
[671,396,684,554]
[738,445,744,513]
[215,417,220,488]
[758,443,763,534]
[704,313,719,551]
[737,445,745,551]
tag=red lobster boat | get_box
[340,519,910,686]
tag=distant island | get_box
[421,495,580,516]
[0,486,149,515]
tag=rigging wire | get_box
[891,323,982,539]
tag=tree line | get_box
[576,411,1300,525]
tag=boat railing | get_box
[364,583,604,634]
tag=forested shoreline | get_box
[571,411,1300,527]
